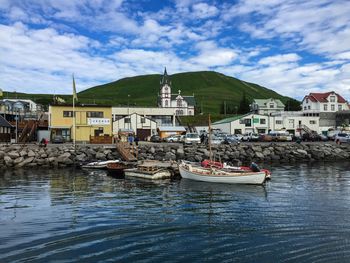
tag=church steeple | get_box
[160,67,171,85]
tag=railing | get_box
[115,141,137,161]
[89,135,113,144]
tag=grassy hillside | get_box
[3,71,299,114]
[79,71,296,113]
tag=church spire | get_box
[160,67,170,85]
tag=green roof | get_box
[253,98,285,108]
[213,113,251,124]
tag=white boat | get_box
[124,165,171,180]
[179,161,266,185]
[81,160,120,169]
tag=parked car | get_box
[52,135,65,144]
[223,135,240,145]
[208,135,224,145]
[334,133,350,144]
[184,133,201,144]
[150,135,162,142]
[259,134,273,142]
[269,131,292,142]
[164,134,182,143]
[242,132,259,142]
[233,134,243,141]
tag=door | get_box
[137,129,151,141]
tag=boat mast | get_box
[208,114,212,161]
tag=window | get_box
[257,129,266,134]
[330,96,335,102]
[94,127,103,136]
[306,98,309,103]
[141,117,146,123]
[177,99,182,107]
[304,106,307,110]
[269,103,274,108]
[124,118,131,123]
[308,106,311,110]
[310,120,316,125]
[324,104,328,111]
[165,100,168,107]
[338,105,342,111]
[188,110,192,115]
[331,104,335,111]
[63,111,73,117]
[244,119,251,127]
[276,120,282,125]
[87,111,103,118]
[234,129,242,134]
[260,119,266,124]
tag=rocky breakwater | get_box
[137,143,350,165]
[0,145,120,168]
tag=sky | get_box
[0,0,350,100]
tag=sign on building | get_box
[87,118,110,125]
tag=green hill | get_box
[79,71,297,113]
[2,71,299,114]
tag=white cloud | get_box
[191,3,218,19]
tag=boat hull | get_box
[124,169,171,180]
[179,164,266,185]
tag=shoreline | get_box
[1,141,349,169]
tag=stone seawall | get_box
[0,142,349,168]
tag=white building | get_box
[250,98,285,115]
[157,68,195,116]
[301,92,349,113]
[113,113,157,140]
[212,112,320,135]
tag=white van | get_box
[184,133,201,144]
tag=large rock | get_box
[16,157,35,167]
[27,150,36,157]
[7,151,20,159]
[95,152,106,160]
[4,155,13,165]
[13,157,24,164]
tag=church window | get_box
[165,100,168,107]
[177,99,182,107]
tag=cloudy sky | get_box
[0,0,350,100]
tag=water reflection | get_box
[1,163,350,262]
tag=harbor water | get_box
[1,163,350,262]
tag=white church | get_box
[157,68,195,116]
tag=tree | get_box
[238,92,250,114]
[284,99,301,111]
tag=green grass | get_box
[2,71,299,114]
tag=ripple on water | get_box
[1,164,350,262]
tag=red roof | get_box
[304,92,347,103]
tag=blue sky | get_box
[0,0,350,100]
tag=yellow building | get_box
[49,104,112,143]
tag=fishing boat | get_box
[81,160,120,169]
[179,161,266,184]
[124,162,172,180]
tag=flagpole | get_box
[72,74,76,150]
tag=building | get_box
[301,92,349,113]
[250,98,285,115]
[0,115,13,142]
[157,68,195,116]
[112,107,178,128]
[113,113,157,140]
[212,112,320,135]
[112,68,196,131]
[2,99,42,112]
[49,104,112,143]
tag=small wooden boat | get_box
[106,162,135,177]
[81,160,120,169]
[179,161,266,185]
[124,163,172,180]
